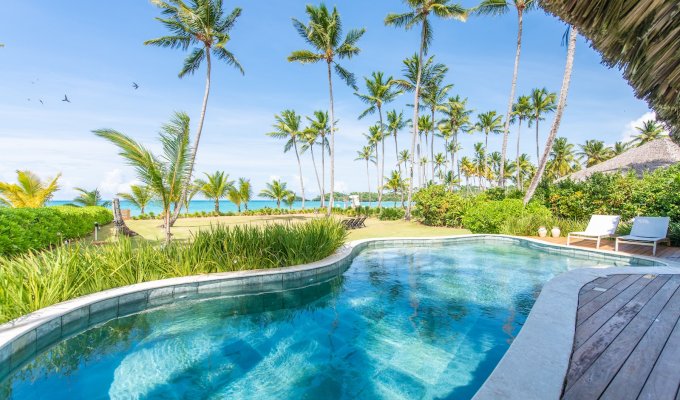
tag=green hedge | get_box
[462,199,552,234]
[378,207,405,221]
[0,206,113,256]
[413,185,475,227]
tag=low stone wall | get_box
[0,235,669,383]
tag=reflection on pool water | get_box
[0,241,630,399]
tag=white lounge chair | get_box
[567,215,621,249]
[615,216,671,256]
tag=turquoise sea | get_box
[48,199,383,217]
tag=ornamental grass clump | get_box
[0,218,347,324]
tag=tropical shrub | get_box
[378,207,405,221]
[0,206,113,256]
[0,218,346,323]
[462,199,551,234]
[413,185,475,227]
[499,215,587,237]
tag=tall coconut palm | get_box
[145,0,243,224]
[386,110,409,176]
[528,87,557,161]
[356,72,402,208]
[631,120,667,146]
[398,150,411,173]
[475,0,536,186]
[283,191,297,210]
[446,140,463,180]
[364,125,383,204]
[73,188,110,207]
[612,141,630,156]
[260,179,289,209]
[421,74,452,180]
[301,126,323,207]
[546,137,577,178]
[433,152,447,181]
[472,142,488,188]
[417,115,435,183]
[267,110,306,209]
[195,171,233,213]
[183,181,202,214]
[355,145,376,203]
[227,186,242,212]
[439,95,472,177]
[384,170,406,207]
[289,4,365,214]
[0,170,61,208]
[577,139,613,167]
[515,153,533,189]
[460,156,475,192]
[511,94,532,186]
[94,112,192,243]
[474,111,503,184]
[118,185,154,214]
[238,178,252,211]
[385,0,467,219]
[305,111,331,207]
[524,28,578,204]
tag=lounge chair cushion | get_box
[629,217,670,238]
[577,215,621,236]
[617,235,667,243]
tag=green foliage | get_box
[412,185,474,227]
[378,207,405,221]
[462,199,551,234]
[0,206,113,256]
[499,215,587,237]
[0,218,346,323]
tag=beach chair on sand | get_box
[342,218,356,230]
[567,215,621,249]
[615,216,671,256]
[351,216,367,229]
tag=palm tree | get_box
[118,185,154,214]
[472,142,487,188]
[421,74,452,180]
[356,71,402,208]
[612,141,630,156]
[384,170,406,207]
[195,171,233,213]
[524,28,578,204]
[433,153,447,181]
[365,125,383,205]
[460,156,475,192]
[475,0,536,186]
[439,95,472,178]
[474,111,503,183]
[73,187,110,207]
[511,94,532,186]
[577,139,613,167]
[94,112,192,243]
[228,186,242,212]
[306,111,331,207]
[385,0,467,219]
[355,145,375,203]
[547,137,577,178]
[183,181,202,215]
[301,126,323,207]
[260,179,289,209]
[528,87,557,161]
[238,178,252,211]
[145,0,243,224]
[386,110,409,175]
[0,170,60,208]
[268,110,306,209]
[398,150,411,174]
[515,153,533,189]
[631,120,667,146]
[417,115,435,184]
[283,191,297,210]
[289,4,365,214]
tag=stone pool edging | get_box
[0,234,673,384]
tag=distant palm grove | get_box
[1,0,673,233]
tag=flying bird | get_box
[132,82,139,90]
[39,99,44,105]
[62,95,70,103]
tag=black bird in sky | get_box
[132,82,139,90]
[39,99,44,105]
[62,95,70,103]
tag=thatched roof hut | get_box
[539,0,679,141]
[561,138,680,182]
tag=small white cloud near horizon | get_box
[98,169,139,198]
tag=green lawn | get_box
[97,214,469,242]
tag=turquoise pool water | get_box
[0,241,630,399]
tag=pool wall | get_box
[0,234,670,385]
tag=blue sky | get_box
[0,1,655,200]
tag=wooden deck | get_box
[532,237,680,263]
[562,274,680,399]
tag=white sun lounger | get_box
[567,215,621,249]
[615,216,671,256]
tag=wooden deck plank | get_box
[577,275,643,321]
[530,237,680,260]
[578,275,631,307]
[573,276,654,348]
[637,315,680,400]
[565,275,671,389]
[580,276,611,299]
[600,278,680,399]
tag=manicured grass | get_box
[101,214,470,242]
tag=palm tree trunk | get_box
[320,133,326,208]
[310,145,322,205]
[326,61,336,215]
[365,160,371,204]
[164,210,172,244]
[406,21,426,221]
[375,146,380,207]
[378,106,385,209]
[394,129,400,176]
[500,9,524,188]
[484,132,489,187]
[293,138,305,209]
[535,118,540,162]
[516,118,522,189]
[171,48,211,226]
[524,27,578,205]
[214,199,219,213]
[431,110,435,181]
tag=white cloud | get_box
[620,111,657,142]
[98,169,140,198]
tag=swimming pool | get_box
[0,239,637,399]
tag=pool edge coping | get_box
[0,234,676,386]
